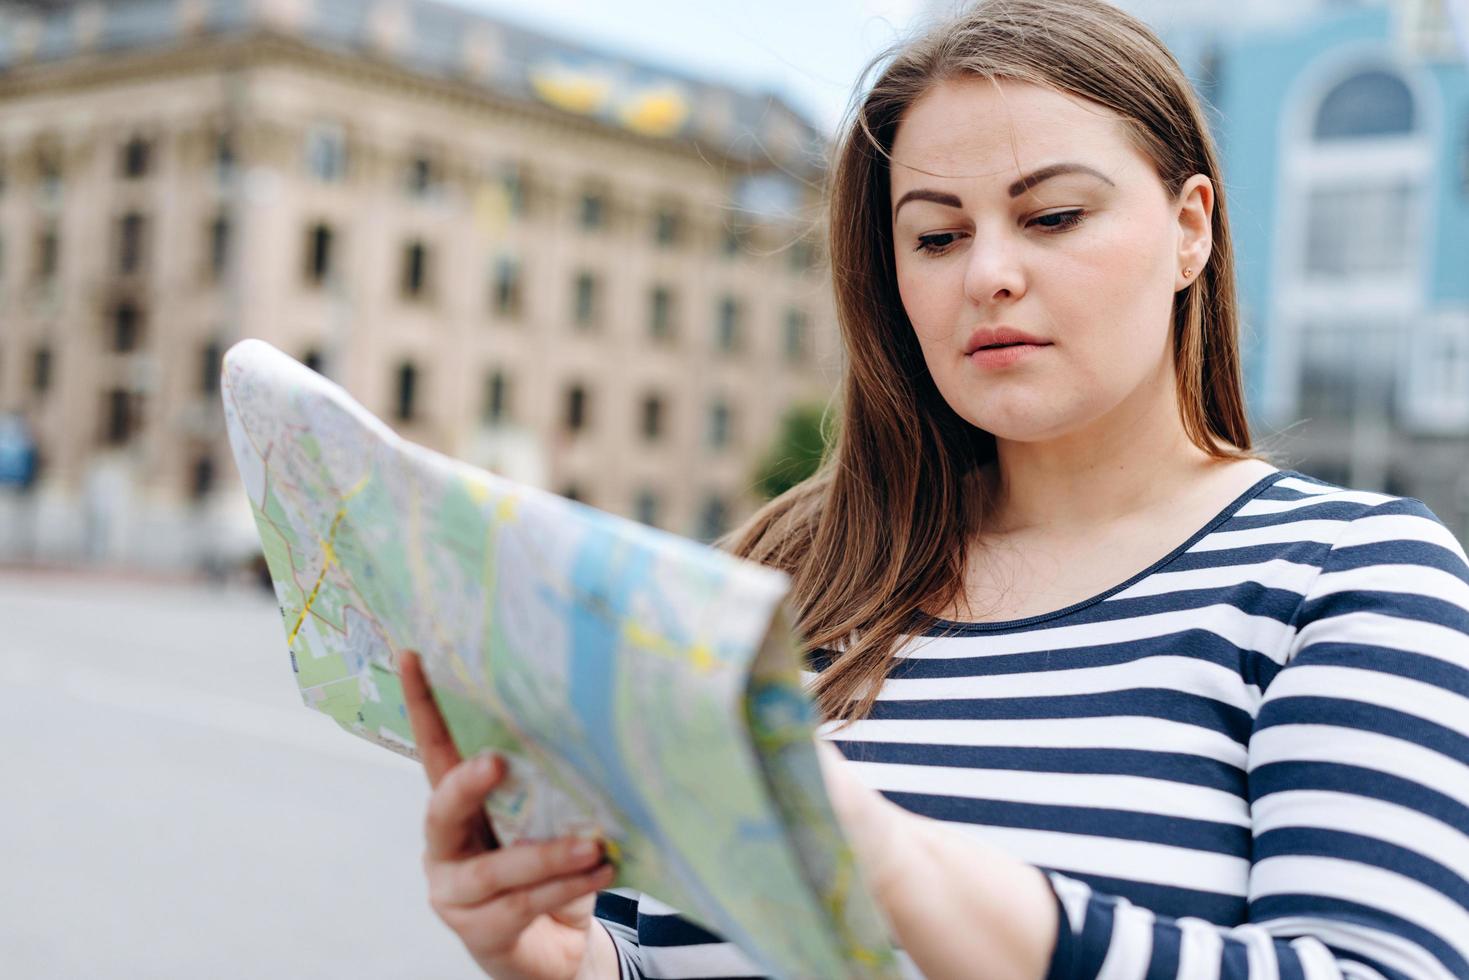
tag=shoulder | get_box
[1279,475,1469,651]
[1255,471,1465,566]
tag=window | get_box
[696,493,729,541]
[201,341,222,395]
[707,399,732,449]
[406,154,438,197]
[483,370,510,425]
[394,362,419,422]
[1296,321,1397,421]
[573,271,600,329]
[189,454,215,501]
[117,212,145,275]
[734,172,802,219]
[402,240,431,299]
[500,163,527,217]
[306,223,334,285]
[305,123,347,182]
[1304,183,1414,277]
[492,256,522,318]
[783,308,809,363]
[640,393,664,442]
[715,296,742,353]
[564,383,588,433]
[653,205,682,246]
[208,214,229,280]
[32,345,52,397]
[1314,70,1416,140]
[634,489,659,527]
[787,239,816,273]
[719,225,743,258]
[112,302,141,353]
[37,148,62,202]
[578,187,606,230]
[120,136,150,179]
[1403,314,1469,431]
[103,388,136,445]
[34,224,58,282]
[1297,324,1355,419]
[215,132,236,184]
[649,285,675,342]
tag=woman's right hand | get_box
[399,650,619,980]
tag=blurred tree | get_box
[752,402,835,501]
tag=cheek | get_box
[895,259,961,345]
[1063,215,1177,341]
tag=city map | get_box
[220,339,899,978]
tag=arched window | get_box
[1313,69,1415,140]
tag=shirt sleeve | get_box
[594,888,645,979]
[1042,497,1469,980]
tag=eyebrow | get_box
[892,163,1116,217]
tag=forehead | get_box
[889,77,1134,187]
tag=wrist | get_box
[574,920,621,980]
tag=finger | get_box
[424,752,506,860]
[442,862,615,944]
[398,649,461,786]
[431,836,606,907]
[498,862,616,933]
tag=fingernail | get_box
[572,838,599,860]
[475,753,498,776]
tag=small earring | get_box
[1183,267,1195,279]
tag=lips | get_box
[963,326,1051,355]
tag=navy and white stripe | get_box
[594,471,1469,979]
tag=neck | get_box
[981,371,1220,537]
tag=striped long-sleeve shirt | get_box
[593,470,1469,979]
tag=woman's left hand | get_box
[815,739,1060,980]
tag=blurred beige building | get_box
[0,0,840,569]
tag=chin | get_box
[958,398,1078,444]
[975,422,1070,444]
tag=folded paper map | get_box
[220,339,899,979]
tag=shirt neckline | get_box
[921,467,1300,635]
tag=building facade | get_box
[1162,0,1469,542]
[0,0,840,569]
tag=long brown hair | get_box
[720,0,1260,725]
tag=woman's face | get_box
[889,77,1211,445]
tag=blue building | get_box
[1164,0,1469,540]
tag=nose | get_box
[961,229,1026,307]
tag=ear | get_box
[1174,174,1214,292]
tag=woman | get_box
[399,1,1469,977]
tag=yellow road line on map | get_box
[286,475,371,647]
